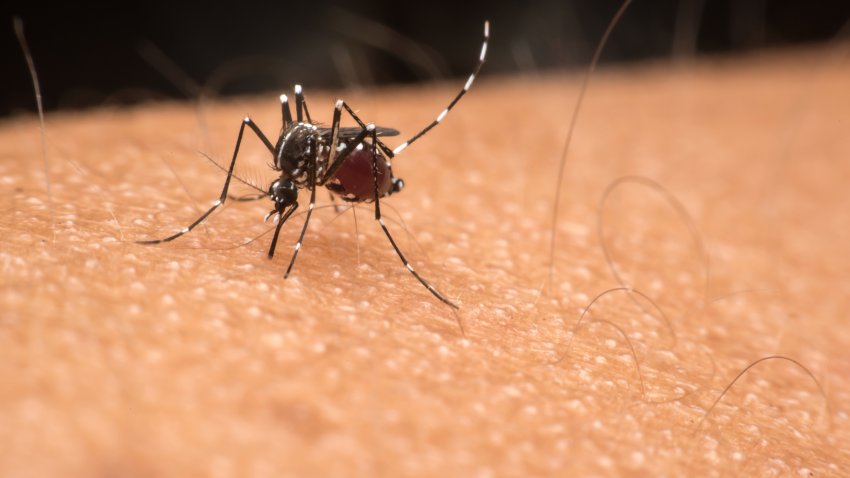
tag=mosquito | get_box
[138,21,489,309]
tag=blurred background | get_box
[4,0,850,116]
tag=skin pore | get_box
[2,48,850,475]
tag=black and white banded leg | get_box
[321,105,376,183]
[392,20,488,156]
[280,93,293,126]
[274,119,367,275]
[337,100,396,160]
[137,116,274,244]
[294,84,313,123]
[320,101,394,184]
[268,109,374,275]
[282,136,318,278]
[368,127,458,309]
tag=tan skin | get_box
[2,50,849,476]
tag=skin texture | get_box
[2,48,850,476]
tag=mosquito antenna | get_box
[14,17,55,244]
[546,0,634,286]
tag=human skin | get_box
[1,49,849,476]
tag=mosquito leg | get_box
[302,95,312,124]
[137,116,273,244]
[392,21,488,156]
[321,99,344,183]
[321,122,373,184]
[294,84,313,123]
[283,138,318,278]
[280,93,293,127]
[368,128,458,308]
[317,100,396,186]
[339,101,395,159]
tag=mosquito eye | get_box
[280,181,298,202]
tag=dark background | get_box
[4,0,850,116]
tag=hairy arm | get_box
[1,52,848,476]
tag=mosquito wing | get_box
[318,126,400,140]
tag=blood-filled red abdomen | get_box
[326,147,393,202]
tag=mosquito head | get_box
[269,178,298,210]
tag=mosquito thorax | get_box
[276,122,319,178]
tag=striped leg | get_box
[320,108,375,184]
[319,99,402,186]
[337,101,396,160]
[280,93,293,127]
[368,128,458,309]
[285,119,384,275]
[321,99,344,183]
[137,117,274,244]
[392,21,488,155]
[283,136,317,278]
[294,84,313,123]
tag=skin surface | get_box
[1,49,849,476]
